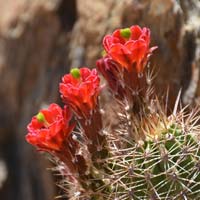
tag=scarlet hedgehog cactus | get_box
[59,67,104,152]
[26,25,200,200]
[26,104,82,175]
[60,67,100,119]
[97,26,157,102]
[26,103,75,152]
[102,25,156,72]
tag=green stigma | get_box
[36,112,45,123]
[70,68,81,79]
[120,28,131,39]
[101,50,107,57]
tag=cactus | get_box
[100,107,200,200]
[25,25,200,200]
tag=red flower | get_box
[26,103,75,152]
[96,56,124,96]
[103,25,156,72]
[59,68,100,119]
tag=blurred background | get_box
[0,0,199,199]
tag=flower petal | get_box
[130,25,143,40]
[109,43,131,69]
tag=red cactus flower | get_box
[59,68,100,119]
[26,103,75,152]
[96,56,124,96]
[103,25,156,72]
[96,55,144,100]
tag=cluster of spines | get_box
[83,112,200,200]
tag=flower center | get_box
[120,28,131,39]
[36,112,49,127]
[101,50,107,57]
[70,68,81,79]
[36,112,45,123]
